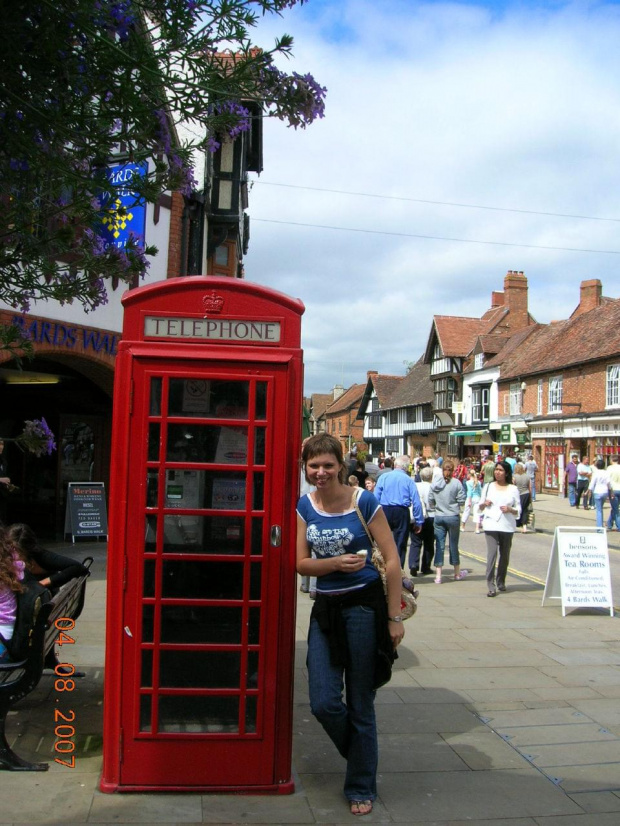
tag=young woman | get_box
[589,459,613,528]
[461,468,482,533]
[512,463,532,534]
[479,461,521,597]
[296,434,403,817]
[0,525,25,661]
[7,523,89,593]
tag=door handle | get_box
[270,525,282,547]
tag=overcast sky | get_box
[243,0,620,395]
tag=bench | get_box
[0,558,92,771]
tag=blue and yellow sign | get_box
[98,161,147,250]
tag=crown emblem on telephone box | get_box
[202,291,225,316]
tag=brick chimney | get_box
[575,279,602,316]
[367,370,378,379]
[491,291,504,307]
[504,270,529,331]
[332,385,344,400]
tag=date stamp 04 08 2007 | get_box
[52,617,78,768]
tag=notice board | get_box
[64,482,109,541]
[542,526,614,616]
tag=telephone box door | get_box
[118,359,293,789]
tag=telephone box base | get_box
[99,777,295,795]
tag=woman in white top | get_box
[589,458,613,529]
[479,461,521,597]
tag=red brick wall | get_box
[167,191,185,278]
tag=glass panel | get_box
[167,424,248,464]
[254,428,266,465]
[148,423,160,461]
[168,378,249,419]
[247,651,259,689]
[146,470,159,507]
[143,561,156,598]
[150,378,162,416]
[159,696,239,733]
[163,514,244,554]
[160,651,240,688]
[142,604,154,642]
[209,472,246,510]
[141,650,153,687]
[250,564,262,600]
[157,470,247,511]
[251,518,263,555]
[255,382,267,420]
[161,606,242,644]
[145,515,157,552]
[253,473,264,510]
[140,695,152,732]
[248,607,260,644]
[59,421,95,488]
[161,561,244,599]
[245,696,257,733]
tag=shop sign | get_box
[11,314,119,356]
[500,424,511,442]
[516,431,530,445]
[98,161,148,251]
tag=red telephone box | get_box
[100,277,304,793]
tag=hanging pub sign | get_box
[98,161,148,251]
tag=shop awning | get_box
[450,430,482,437]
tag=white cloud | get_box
[245,0,620,393]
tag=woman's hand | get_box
[388,619,405,648]
[483,498,493,508]
[500,504,513,514]
[334,553,366,574]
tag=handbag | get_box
[351,490,418,620]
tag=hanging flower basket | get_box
[3,419,57,457]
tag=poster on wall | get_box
[542,527,613,616]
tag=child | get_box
[0,525,25,661]
[7,523,88,593]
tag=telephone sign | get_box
[101,277,304,793]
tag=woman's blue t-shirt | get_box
[296,489,382,594]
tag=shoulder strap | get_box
[351,488,373,544]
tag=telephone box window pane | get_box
[141,650,153,687]
[160,651,240,688]
[143,561,156,598]
[161,561,244,599]
[167,424,248,464]
[247,651,259,688]
[253,473,264,510]
[248,607,260,644]
[146,470,159,507]
[245,696,257,733]
[251,518,263,555]
[161,606,242,643]
[140,696,152,732]
[250,564,262,600]
[168,379,249,419]
[148,423,161,461]
[254,427,266,465]
[159,696,239,733]
[209,473,246,510]
[159,470,247,510]
[145,515,157,552]
[255,382,267,420]
[150,378,162,416]
[163,515,244,554]
[142,604,154,642]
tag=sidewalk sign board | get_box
[64,482,108,542]
[542,526,613,616]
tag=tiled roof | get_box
[494,299,620,379]
[478,334,511,355]
[371,374,405,407]
[433,316,483,357]
[326,384,365,415]
[310,393,332,419]
[383,358,433,409]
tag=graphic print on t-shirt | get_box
[307,524,354,557]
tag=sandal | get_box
[454,569,468,581]
[350,800,373,816]
[434,577,442,584]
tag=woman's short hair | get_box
[595,458,605,470]
[302,433,347,483]
[443,459,455,472]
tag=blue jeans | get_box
[382,505,410,567]
[593,492,608,528]
[567,482,577,507]
[307,605,378,802]
[608,493,620,529]
[433,514,461,566]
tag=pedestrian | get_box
[375,455,424,567]
[524,453,538,502]
[479,461,521,597]
[7,523,89,593]
[564,454,579,507]
[513,463,532,533]
[0,524,25,661]
[296,434,404,818]
[408,466,435,576]
[481,454,496,485]
[575,456,592,509]
[428,459,468,584]
[589,459,613,529]
[461,468,482,533]
[606,456,620,531]
[364,476,377,494]
[350,458,368,489]
[0,440,12,523]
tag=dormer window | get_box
[474,353,484,370]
